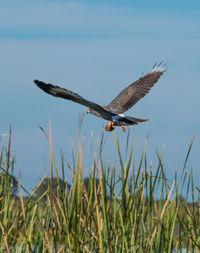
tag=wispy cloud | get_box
[0,1,200,40]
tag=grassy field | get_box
[0,127,199,252]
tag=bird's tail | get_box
[114,116,148,126]
[126,116,148,124]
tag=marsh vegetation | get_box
[0,127,199,252]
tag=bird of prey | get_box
[34,63,166,132]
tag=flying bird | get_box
[34,63,167,132]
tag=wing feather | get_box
[34,80,111,117]
[105,64,167,114]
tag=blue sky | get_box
[1,0,200,193]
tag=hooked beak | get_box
[87,109,91,114]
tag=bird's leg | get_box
[121,126,126,132]
[105,122,115,132]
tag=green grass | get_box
[0,127,199,252]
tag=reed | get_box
[0,127,199,252]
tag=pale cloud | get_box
[0,1,200,40]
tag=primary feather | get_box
[34,80,112,119]
[105,65,166,114]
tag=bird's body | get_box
[34,63,167,131]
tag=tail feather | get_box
[126,116,148,124]
[113,115,148,126]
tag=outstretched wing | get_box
[105,63,167,114]
[34,80,111,117]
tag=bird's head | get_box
[87,108,92,114]
[87,108,101,118]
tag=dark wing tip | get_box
[33,80,49,91]
[33,79,43,86]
